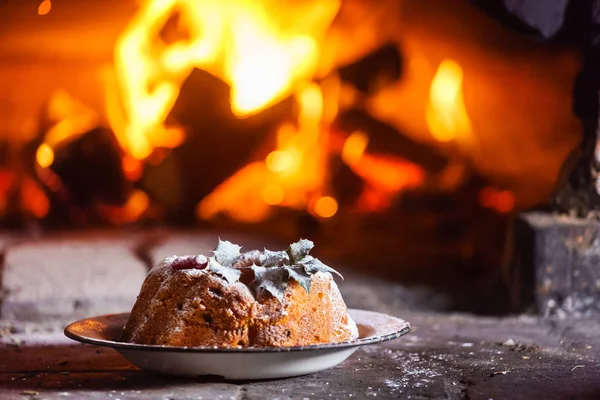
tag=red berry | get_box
[171,255,208,271]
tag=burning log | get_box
[337,43,402,94]
[31,126,133,228]
[330,157,364,208]
[48,127,128,208]
[1,124,129,229]
[335,109,448,173]
[163,68,294,221]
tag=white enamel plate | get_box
[65,309,410,380]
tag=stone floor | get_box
[1,231,600,399]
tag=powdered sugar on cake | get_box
[122,239,358,347]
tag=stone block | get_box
[1,234,148,321]
[507,212,600,317]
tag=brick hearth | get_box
[1,231,600,399]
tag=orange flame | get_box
[337,130,425,213]
[21,178,49,219]
[479,186,515,214]
[353,155,424,194]
[198,82,331,221]
[102,0,434,224]
[426,59,472,143]
[40,90,99,157]
[35,90,98,173]
[110,0,340,161]
[36,143,54,169]
[98,189,151,225]
[38,0,51,16]
[312,196,338,218]
[0,170,15,216]
[341,130,369,166]
[34,91,99,205]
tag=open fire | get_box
[0,0,582,229]
[31,0,428,225]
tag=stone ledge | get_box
[1,234,148,321]
[1,312,599,400]
[0,372,244,400]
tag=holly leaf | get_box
[262,249,289,267]
[287,239,314,263]
[250,265,289,301]
[285,266,312,293]
[246,239,343,302]
[208,257,242,285]
[213,239,242,268]
[298,256,343,280]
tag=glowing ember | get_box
[312,196,338,218]
[21,178,49,219]
[36,143,54,169]
[341,131,369,166]
[262,184,285,206]
[426,59,472,143]
[99,189,151,225]
[38,0,51,16]
[479,186,515,214]
[122,155,143,182]
[0,171,15,215]
[335,129,425,213]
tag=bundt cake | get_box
[121,239,358,347]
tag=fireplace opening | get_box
[0,0,590,313]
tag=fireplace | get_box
[0,0,598,315]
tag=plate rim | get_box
[64,308,410,353]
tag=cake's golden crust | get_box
[122,257,357,347]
